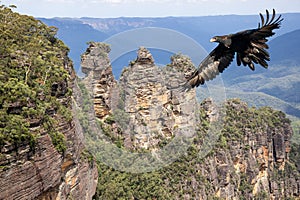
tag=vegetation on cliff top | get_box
[0,5,72,153]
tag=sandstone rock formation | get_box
[81,44,197,150]
[119,47,198,149]
[81,42,117,120]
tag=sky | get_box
[1,0,300,18]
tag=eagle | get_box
[186,9,283,88]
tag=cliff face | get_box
[80,42,300,199]
[0,112,98,200]
[0,6,97,200]
[195,99,299,199]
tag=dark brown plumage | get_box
[186,9,283,88]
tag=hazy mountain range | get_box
[39,13,300,119]
[39,13,300,71]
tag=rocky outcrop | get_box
[119,47,197,149]
[81,45,197,150]
[81,42,116,120]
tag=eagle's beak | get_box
[210,37,217,42]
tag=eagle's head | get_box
[210,36,219,43]
[210,36,231,48]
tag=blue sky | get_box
[2,0,300,18]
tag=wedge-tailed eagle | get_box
[186,9,283,88]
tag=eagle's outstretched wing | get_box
[186,44,234,88]
[235,9,283,70]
